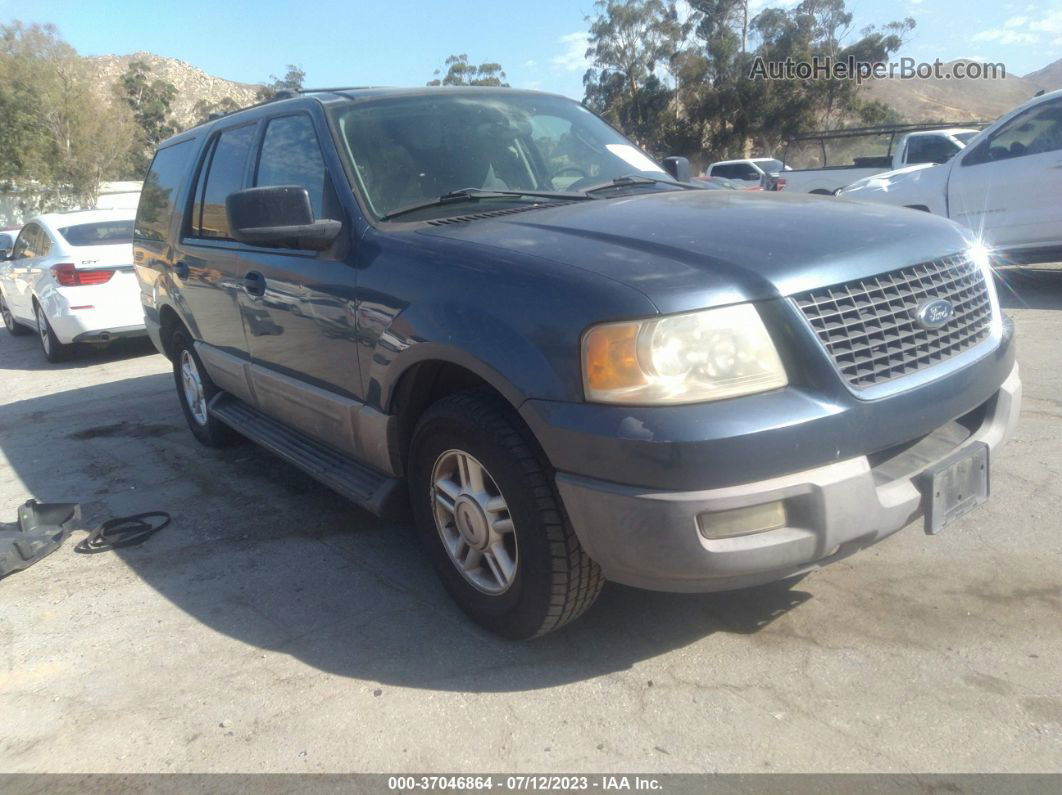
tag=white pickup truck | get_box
[838,90,1062,264]
[780,125,981,194]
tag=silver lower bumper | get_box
[556,363,1022,593]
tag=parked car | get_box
[838,91,1062,264]
[136,87,1020,638]
[704,158,786,190]
[781,124,982,194]
[0,209,145,362]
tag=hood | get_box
[841,161,940,192]
[417,189,974,314]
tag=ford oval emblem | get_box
[916,298,954,330]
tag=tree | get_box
[191,96,241,126]
[582,0,685,154]
[0,22,137,211]
[117,59,177,175]
[257,64,305,100]
[427,55,509,87]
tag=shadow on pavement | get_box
[0,368,809,692]
[0,333,158,372]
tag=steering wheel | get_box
[551,165,589,189]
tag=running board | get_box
[209,393,406,519]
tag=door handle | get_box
[173,260,189,280]
[242,271,266,297]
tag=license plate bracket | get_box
[919,442,990,535]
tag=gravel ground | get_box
[0,268,1059,774]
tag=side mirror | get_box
[662,156,691,183]
[0,249,11,262]
[226,186,341,252]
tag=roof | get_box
[160,86,569,147]
[709,158,780,166]
[33,208,135,229]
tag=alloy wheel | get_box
[430,449,518,595]
[179,349,209,426]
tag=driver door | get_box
[949,97,1062,250]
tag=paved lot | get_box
[0,269,1060,774]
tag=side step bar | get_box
[209,393,406,519]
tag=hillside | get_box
[84,52,1062,133]
[861,57,1062,123]
[85,52,261,129]
[1024,59,1062,93]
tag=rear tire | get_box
[409,390,603,639]
[1,293,30,336]
[171,330,237,447]
[34,302,73,362]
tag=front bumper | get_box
[555,362,1021,592]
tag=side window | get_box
[135,140,194,242]
[965,99,1062,166]
[197,124,256,239]
[37,229,52,257]
[907,136,957,165]
[255,115,337,220]
[13,224,40,258]
[737,164,760,181]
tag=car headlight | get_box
[581,303,788,404]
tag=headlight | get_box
[581,303,788,404]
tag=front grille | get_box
[794,254,994,389]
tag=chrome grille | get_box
[794,254,994,389]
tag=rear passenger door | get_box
[175,122,258,358]
[8,224,48,320]
[234,112,363,449]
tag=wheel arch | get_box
[386,355,548,476]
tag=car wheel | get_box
[409,390,603,639]
[171,330,237,447]
[34,302,73,362]
[1,294,30,336]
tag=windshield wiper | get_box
[380,187,592,221]
[582,175,703,194]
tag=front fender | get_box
[368,301,575,412]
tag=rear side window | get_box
[255,115,337,221]
[135,140,194,242]
[14,224,49,258]
[195,124,256,239]
[59,221,134,246]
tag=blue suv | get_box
[133,88,1020,638]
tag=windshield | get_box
[58,220,134,246]
[760,159,785,173]
[329,92,672,219]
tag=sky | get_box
[2,0,1060,98]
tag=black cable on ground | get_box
[73,512,171,554]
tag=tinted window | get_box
[59,221,134,246]
[966,99,1062,165]
[198,124,256,239]
[14,224,43,258]
[135,140,194,242]
[906,136,959,165]
[256,115,333,220]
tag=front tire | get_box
[171,330,236,447]
[409,390,603,639]
[1,293,30,336]
[34,302,73,362]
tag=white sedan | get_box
[838,90,1062,264]
[0,209,146,362]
